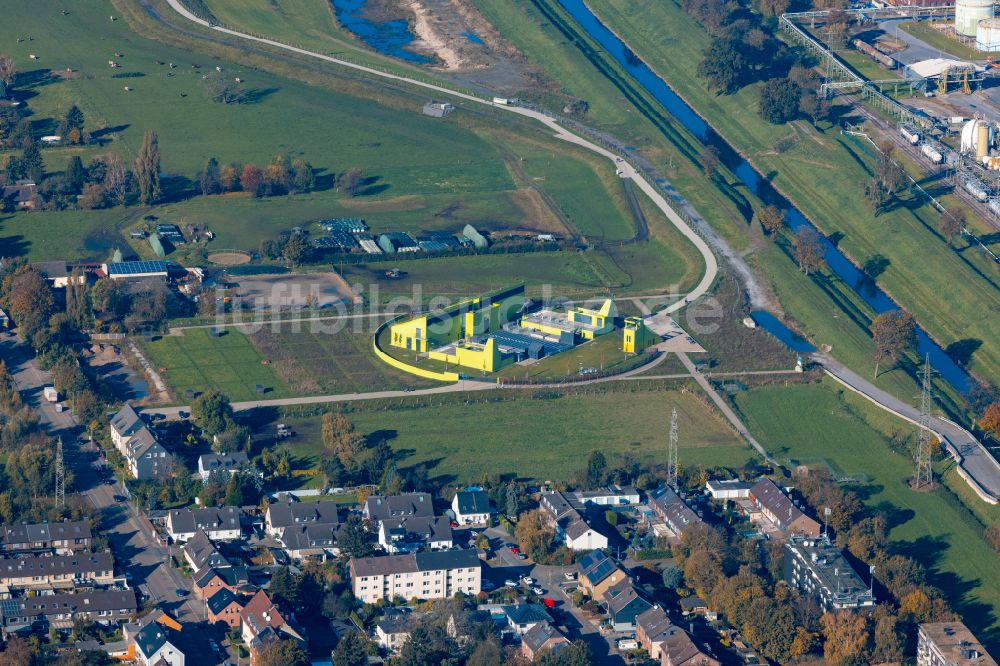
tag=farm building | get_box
[103,260,169,281]
[462,224,488,249]
[422,101,455,118]
[1,182,37,210]
[378,232,419,254]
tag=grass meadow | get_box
[735,379,1000,652]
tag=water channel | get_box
[331,0,431,64]
[557,0,974,393]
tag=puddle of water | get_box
[462,30,484,44]
[331,0,432,64]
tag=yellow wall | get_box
[623,317,657,353]
[375,321,460,382]
[390,317,429,352]
[428,338,501,373]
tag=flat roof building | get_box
[103,260,169,281]
[918,622,996,666]
[784,536,874,611]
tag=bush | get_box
[759,77,801,124]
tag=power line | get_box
[55,436,65,511]
[914,355,934,489]
[668,407,679,490]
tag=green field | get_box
[271,384,748,484]
[586,0,1000,386]
[736,380,1000,651]
[899,21,997,60]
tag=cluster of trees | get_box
[862,143,909,217]
[196,154,317,198]
[686,0,828,125]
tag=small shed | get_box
[422,101,455,118]
[462,224,488,249]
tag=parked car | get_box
[563,571,577,580]
[618,639,639,651]
[504,580,517,588]
[521,576,534,586]
[532,586,545,596]
[509,546,520,554]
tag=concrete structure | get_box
[350,549,481,604]
[265,501,340,539]
[240,590,306,666]
[540,491,609,551]
[378,516,453,554]
[363,493,434,526]
[0,589,136,636]
[375,615,412,653]
[422,101,455,118]
[0,521,92,555]
[109,403,172,480]
[603,579,652,631]
[522,621,570,661]
[166,506,242,542]
[0,552,113,590]
[197,452,250,481]
[206,588,244,628]
[748,479,821,537]
[784,536,875,611]
[578,550,628,599]
[957,0,994,36]
[648,486,702,538]
[705,478,754,501]
[917,622,996,665]
[623,316,658,353]
[451,489,491,526]
[521,299,616,342]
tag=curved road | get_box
[160,0,1000,503]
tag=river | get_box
[557,0,974,393]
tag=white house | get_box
[540,491,609,551]
[131,622,184,666]
[264,501,340,539]
[706,479,754,501]
[350,550,481,604]
[197,452,251,482]
[375,616,411,653]
[377,516,453,554]
[166,507,241,542]
[451,490,491,526]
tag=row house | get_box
[636,606,720,666]
[648,487,702,539]
[363,493,434,527]
[748,479,821,537]
[0,589,136,636]
[0,552,114,590]
[350,549,481,604]
[166,506,242,542]
[264,501,340,539]
[241,590,307,666]
[0,521,92,555]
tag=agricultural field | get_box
[266,384,748,485]
[585,0,1000,385]
[140,323,433,401]
[735,379,1000,652]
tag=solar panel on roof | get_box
[107,260,168,275]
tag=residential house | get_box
[375,616,412,653]
[206,588,244,628]
[603,579,652,631]
[193,565,250,600]
[240,590,307,666]
[451,490,491,526]
[636,606,676,661]
[578,549,627,599]
[540,491,608,551]
[678,596,709,616]
[350,549,481,604]
[748,479,821,537]
[2,182,37,210]
[705,479,754,501]
[130,618,185,666]
[0,589,136,636]
[279,522,342,561]
[521,621,569,661]
[32,261,86,288]
[917,622,997,666]
[265,501,340,539]
[566,485,641,507]
[109,404,171,480]
[648,487,702,539]
[197,452,251,482]
[662,628,722,666]
[784,536,874,611]
[378,516,453,554]
[166,507,242,542]
[0,521,92,555]
[363,493,434,527]
[181,530,228,571]
[501,604,552,636]
[0,552,114,590]
[0,307,9,329]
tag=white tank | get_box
[964,178,989,202]
[977,18,1000,50]
[921,143,943,163]
[957,0,994,37]
[989,198,1000,218]
[961,118,990,154]
[900,126,920,144]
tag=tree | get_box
[219,163,239,191]
[321,456,347,487]
[754,204,784,235]
[537,640,591,666]
[191,390,232,437]
[0,636,35,666]
[466,637,502,666]
[697,145,721,178]
[683,549,720,594]
[338,168,364,196]
[282,233,309,266]
[332,632,369,666]
[0,55,15,86]
[698,38,749,94]
[821,611,869,665]
[939,207,964,246]
[291,159,315,193]
[871,310,916,378]
[200,157,221,195]
[661,564,683,588]
[792,226,825,275]
[102,152,130,207]
[505,482,520,518]
[321,412,365,466]
[203,70,243,104]
[20,143,43,182]
[870,606,904,663]
[759,78,801,124]
[398,624,457,666]
[133,130,161,205]
[863,177,891,216]
[515,508,556,561]
[264,154,291,195]
[241,163,264,196]
[985,524,1000,553]
[981,401,1000,440]
[586,450,606,486]
[4,155,21,183]
[65,156,85,194]
[257,639,309,666]
[339,514,373,558]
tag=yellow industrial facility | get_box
[520,299,617,340]
[623,317,659,354]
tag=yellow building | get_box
[623,317,659,354]
[521,299,617,341]
[427,337,502,373]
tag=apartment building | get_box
[350,549,481,604]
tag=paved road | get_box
[163,0,719,317]
[814,352,1000,504]
[0,332,203,623]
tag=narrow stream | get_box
[557,0,974,393]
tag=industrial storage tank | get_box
[921,143,943,163]
[900,125,920,144]
[960,118,994,158]
[964,178,989,201]
[957,0,994,37]
[976,18,1000,51]
[989,198,1000,218]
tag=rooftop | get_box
[920,622,997,665]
